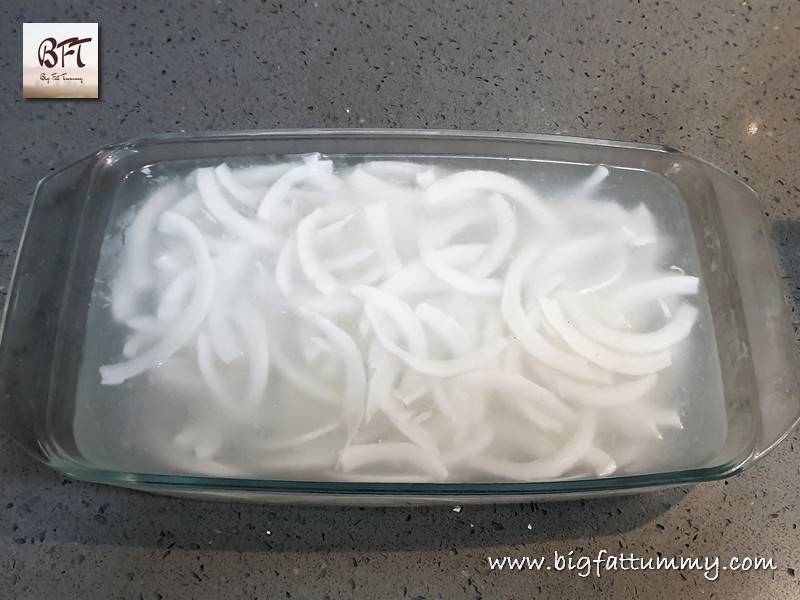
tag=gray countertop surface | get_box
[2,1,800,598]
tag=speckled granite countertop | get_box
[2,1,799,598]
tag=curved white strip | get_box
[297,307,367,442]
[351,285,428,355]
[110,181,182,321]
[414,302,472,354]
[257,157,334,219]
[364,201,402,274]
[296,209,339,295]
[502,246,611,383]
[615,276,700,311]
[453,370,575,425]
[471,411,596,481]
[561,294,698,354]
[215,163,261,208]
[541,298,672,375]
[424,169,558,229]
[231,303,270,411]
[556,373,658,407]
[196,167,278,248]
[100,212,216,385]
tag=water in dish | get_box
[73,154,727,482]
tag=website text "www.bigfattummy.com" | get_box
[487,551,776,581]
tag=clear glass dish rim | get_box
[7,127,797,498]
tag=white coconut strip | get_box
[364,201,402,274]
[471,411,597,481]
[296,209,339,295]
[563,198,656,247]
[156,269,196,322]
[583,446,617,477]
[418,230,503,297]
[395,368,427,400]
[368,309,508,377]
[615,276,700,311]
[651,407,683,429]
[416,170,436,187]
[231,162,295,187]
[215,163,261,208]
[628,203,659,245]
[125,316,161,334]
[541,298,672,376]
[449,387,488,448]
[424,206,486,247]
[528,233,628,296]
[338,442,449,481]
[442,426,495,465]
[110,181,182,321]
[338,264,386,290]
[524,274,567,313]
[301,335,337,362]
[268,337,340,405]
[572,246,629,296]
[482,312,506,369]
[379,245,486,297]
[502,339,524,375]
[100,212,216,385]
[259,422,339,452]
[296,307,367,442]
[196,167,279,249]
[382,406,439,452]
[351,285,429,355]
[122,330,155,359]
[347,166,421,198]
[195,332,236,409]
[205,244,253,362]
[274,233,297,297]
[482,416,560,457]
[431,381,457,422]
[171,190,201,218]
[300,294,364,316]
[470,194,517,277]
[316,210,356,236]
[502,245,612,383]
[397,385,428,407]
[453,370,575,425]
[424,169,558,229]
[572,165,609,197]
[153,251,185,276]
[555,373,658,407]
[414,303,472,354]
[257,156,334,219]
[231,303,270,411]
[322,246,375,272]
[252,262,275,302]
[411,410,434,425]
[205,313,242,364]
[561,294,698,354]
[365,347,403,423]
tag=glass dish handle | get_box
[0,156,92,462]
[709,165,800,461]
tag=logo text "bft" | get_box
[37,37,92,69]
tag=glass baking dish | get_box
[1,129,798,505]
